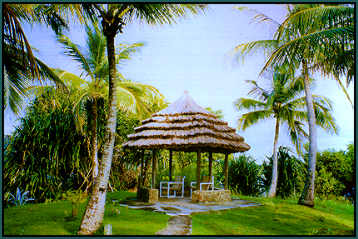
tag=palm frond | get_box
[125,4,206,26]
[238,110,272,130]
[234,98,267,112]
[262,25,353,73]
[57,34,95,81]
[233,39,279,63]
[277,4,353,40]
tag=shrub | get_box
[263,146,305,198]
[8,188,34,206]
[221,155,264,196]
[314,145,354,199]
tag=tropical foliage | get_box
[225,155,264,196]
[263,146,306,198]
[235,65,337,197]
[54,21,164,189]
[314,144,354,199]
[4,88,90,204]
[76,4,206,234]
[234,3,353,206]
[3,4,76,114]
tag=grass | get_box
[4,191,354,236]
[4,191,169,236]
[192,195,354,235]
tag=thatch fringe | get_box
[141,114,228,126]
[128,128,244,141]
[152,111,216,118]
[134,122,235,133]
[124,136,250,153]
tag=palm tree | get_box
[76,4,206,234]
[272,4,354,104]
[235,65,337,197]
[263,4,352,206]
[234,3,352,206]
[55,22,164,189]
[3,4,92,114]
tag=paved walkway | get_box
[120,198,260,216]
[156,215,192,235]
[119,197,260,235]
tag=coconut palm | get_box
[235,65,337,197]
[262,3,352,206]
[3,4,66,114]
[234,3,352,206]
[76,4,206,234]
[54,22,163,189]
[3,4,92,114]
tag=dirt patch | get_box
[156,215,192,235]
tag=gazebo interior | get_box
[123,91,250,202]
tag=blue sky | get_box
[4,4,354,163]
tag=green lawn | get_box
[192,195,354,235]
[4,192,354,236]
[4,191,169,236]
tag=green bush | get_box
[4,88,90,203]
[221,155,264,196]
[314,144,354,199]
[263,146,305,198]
[4,87,142,204]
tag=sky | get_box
[4,4,354,163]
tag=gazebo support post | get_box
[197,150,201,190]
[138,150,144,188]
[208,152,213,178]
[224,153,229,190]
[137,150,144,200]
[151,149,157,189]
[169,149,173,181]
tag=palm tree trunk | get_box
[78,33,118,235]
[268,117,280,197]
[90,99,99,184]
[298,61,317,207]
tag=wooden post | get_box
[139,150,144,188]
[208,152,213,178]
[137,150,145,200]
[151,150,157,189]
[197,150,201,190]
[224,153,229,190]
[169,149,173,181]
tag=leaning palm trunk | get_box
[90,99,99,183]
[267,117,280,197]
[298,61,317,207]
[78,35,118,235]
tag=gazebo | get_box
[123,91,250,202]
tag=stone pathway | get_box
[118,198,261,235]
[120,198,260,216]
[156,215,192,235]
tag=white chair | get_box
[160,176,185,198]
[190,176,214,197]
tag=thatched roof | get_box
[123,91,250,153]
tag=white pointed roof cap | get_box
[154,90,214,116]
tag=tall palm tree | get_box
[77,4,206,234]
[235,65,337,197]
[55,22,163,189]
[234,3,353,206]
[262,4,353,206]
